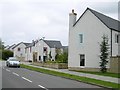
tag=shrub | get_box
[2,50,13,60]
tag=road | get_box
[1,61,109,90]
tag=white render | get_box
[68,9,119,69]
[13,42,26,60]
[25,39,63,62]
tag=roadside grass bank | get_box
[20,64,120,89]
[70,70,120,78]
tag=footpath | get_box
[22,62,120,84]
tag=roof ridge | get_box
[88,8,119,22]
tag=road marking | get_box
[22,77,32,83]
[6,69,10,72]
[12,72,19,76]
[38,85,48,90]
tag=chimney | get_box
[69,9,77,29]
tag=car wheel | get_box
[18,66,20,68]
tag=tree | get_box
[2,50,13,60]
[99,35,109,73]
[0,39,4,50]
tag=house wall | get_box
[51,48,56,60]
[37,40,51,62]
[25,47,34,61]
[68,10,111,69]
[119,32,120,56]
[112,30,119,56]
[13,43,26,61]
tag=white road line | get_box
[12,72,19,76]
[22,77,32,83]
[6,69,10,72]
[38,85,48,90]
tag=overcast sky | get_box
[0,0,119,46]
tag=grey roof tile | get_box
[74,8,120,32]
[44,40,62,48]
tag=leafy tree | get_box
[0,39,4,50]
[55,52,68,63]
[2,50,13,60]
[99,35,109,73]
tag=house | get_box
[5,44,16,52]
[12,42,31,61]
[25,39,63,62]
[68,8,120,71]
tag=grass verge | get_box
[20,64,120,89]
[70,70,120,78]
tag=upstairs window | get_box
[43,47,47,52]
[79,34,83,43]
[115,34,119,43]
[18,48,21,51]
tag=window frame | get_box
[80,54,85,66]
[79,34,83,43]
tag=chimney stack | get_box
[69,9,77,29]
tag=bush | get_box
[2,50,13,60]
[55,52,68,63]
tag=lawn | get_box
[70,70,120,78]
[20,64,120,89]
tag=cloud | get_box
[1,0,118,46]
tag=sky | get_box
[0,0,119,46]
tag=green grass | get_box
[20,64,120,89]
[70,70,120,78]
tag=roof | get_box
[74,8,120,32]
[26,43,34,48]
[8,44,16,49]
[12,42,31,49]
[44,40,62,48]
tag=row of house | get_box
[6,7,120,72]
[8,39,67,62]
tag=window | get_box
[18,48,21,51]
[43,47,47,52]
[79,34,83,43]
[115,34,119,43]
[80,54,85,66]
[39,56,41,60]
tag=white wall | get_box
[13,43,26,59]
[112,30,119,56]
[118,32,120,56]
[68,10,111,68]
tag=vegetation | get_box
[21,64,120,89]
[2,50,13,60]
[0,39,13,60]
[51,52,68,63]
[70,70,120,78]
[0,39,4,50]
[99,35,109,73]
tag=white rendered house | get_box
[25,39,63,62]
[13,42,31,61]
[68,8,120,71]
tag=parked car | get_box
[6,57,20,68]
